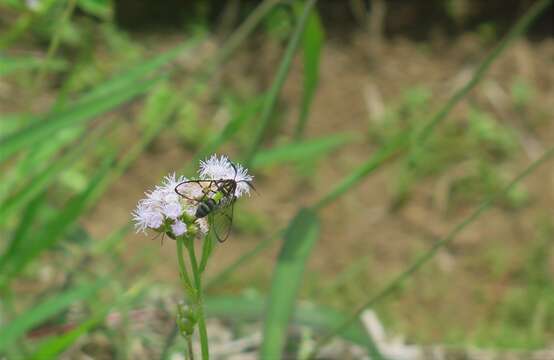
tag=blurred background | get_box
[1,0,553,359]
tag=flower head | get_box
[171,220,188,237]
[132,155,254,241]
[199,154,254,197]
[132,173,199,237]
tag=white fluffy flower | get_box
[133,202,164,233]
[162,202,182,219]
[171,220,188,237]
[199,154,254,197]
[199,155,235,180]
[159,173,188,195]
[132,173,192,234]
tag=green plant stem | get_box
[415,0,552,144]
[313,132,408,210]
[199,230,214,273]
[211,0,282,69]
[244,0,318,166]
[33,0,78,92]
[186,335,194,360]
[0,13,32,49]
[176,237,194,297]
[186,239,209,360]
[307,147,553,359]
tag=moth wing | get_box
[175,180,217,201]
[210,197,235,243]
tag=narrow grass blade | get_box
[0,122,112,224]
[260,208,320,359]
[28,312,105,360]
[0,156,115,288]
[75,38,200,106]
[415,0,552,145]
[205,295,377,348]
[206,230,283,291]
[174,96,263,184]
[314,132,409,210]
[0,56,67,76]
[0,77,157,164]
[186,96,264,174]
[76,0,111,19]
[0,280,105,352]
[91,224,132,256]
[244,0,318,165]
[0,124,88,199]
[251,133,356,168]
[309,147,554,357]
[0,192,46,273]
[32,0,78,91]
[210,0,281,68]
[294,5,324,139]
[0,37,202,164]
[0,113,33,138]
[27,280,146,360]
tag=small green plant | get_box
[132,155,254,359]
[511,77,535,110]
[369,87,522,209]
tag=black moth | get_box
[174,163,254,242]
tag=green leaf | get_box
[74,41,190,106]
[91,224,131,256]
[28,314,103,360]
[244,0,318,165]
[0,37,202,164]
[0,191,46,273]
[0,78,156,164]
[77,0,111,19]
[261,208,320,359]
[314,131,411,210]
[294,5,324,139]
[0,56,67,76]
[0,124,105,224]
[251,133,355,168]
[0,156,115,288]
[206,295,378,349]
[0,280,105,352]
[0,125,86,198]
[181,96,263,175]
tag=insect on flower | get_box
[174,160,254,242]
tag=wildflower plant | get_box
[132,155,253,359]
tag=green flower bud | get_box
[177,301,197,336]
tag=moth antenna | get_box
[239,180,258,195]
[230,161,238,180]
[151,231,163,245]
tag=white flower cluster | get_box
[199,155,254,197]
[132,155,253,238]
[132,173,196,236]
